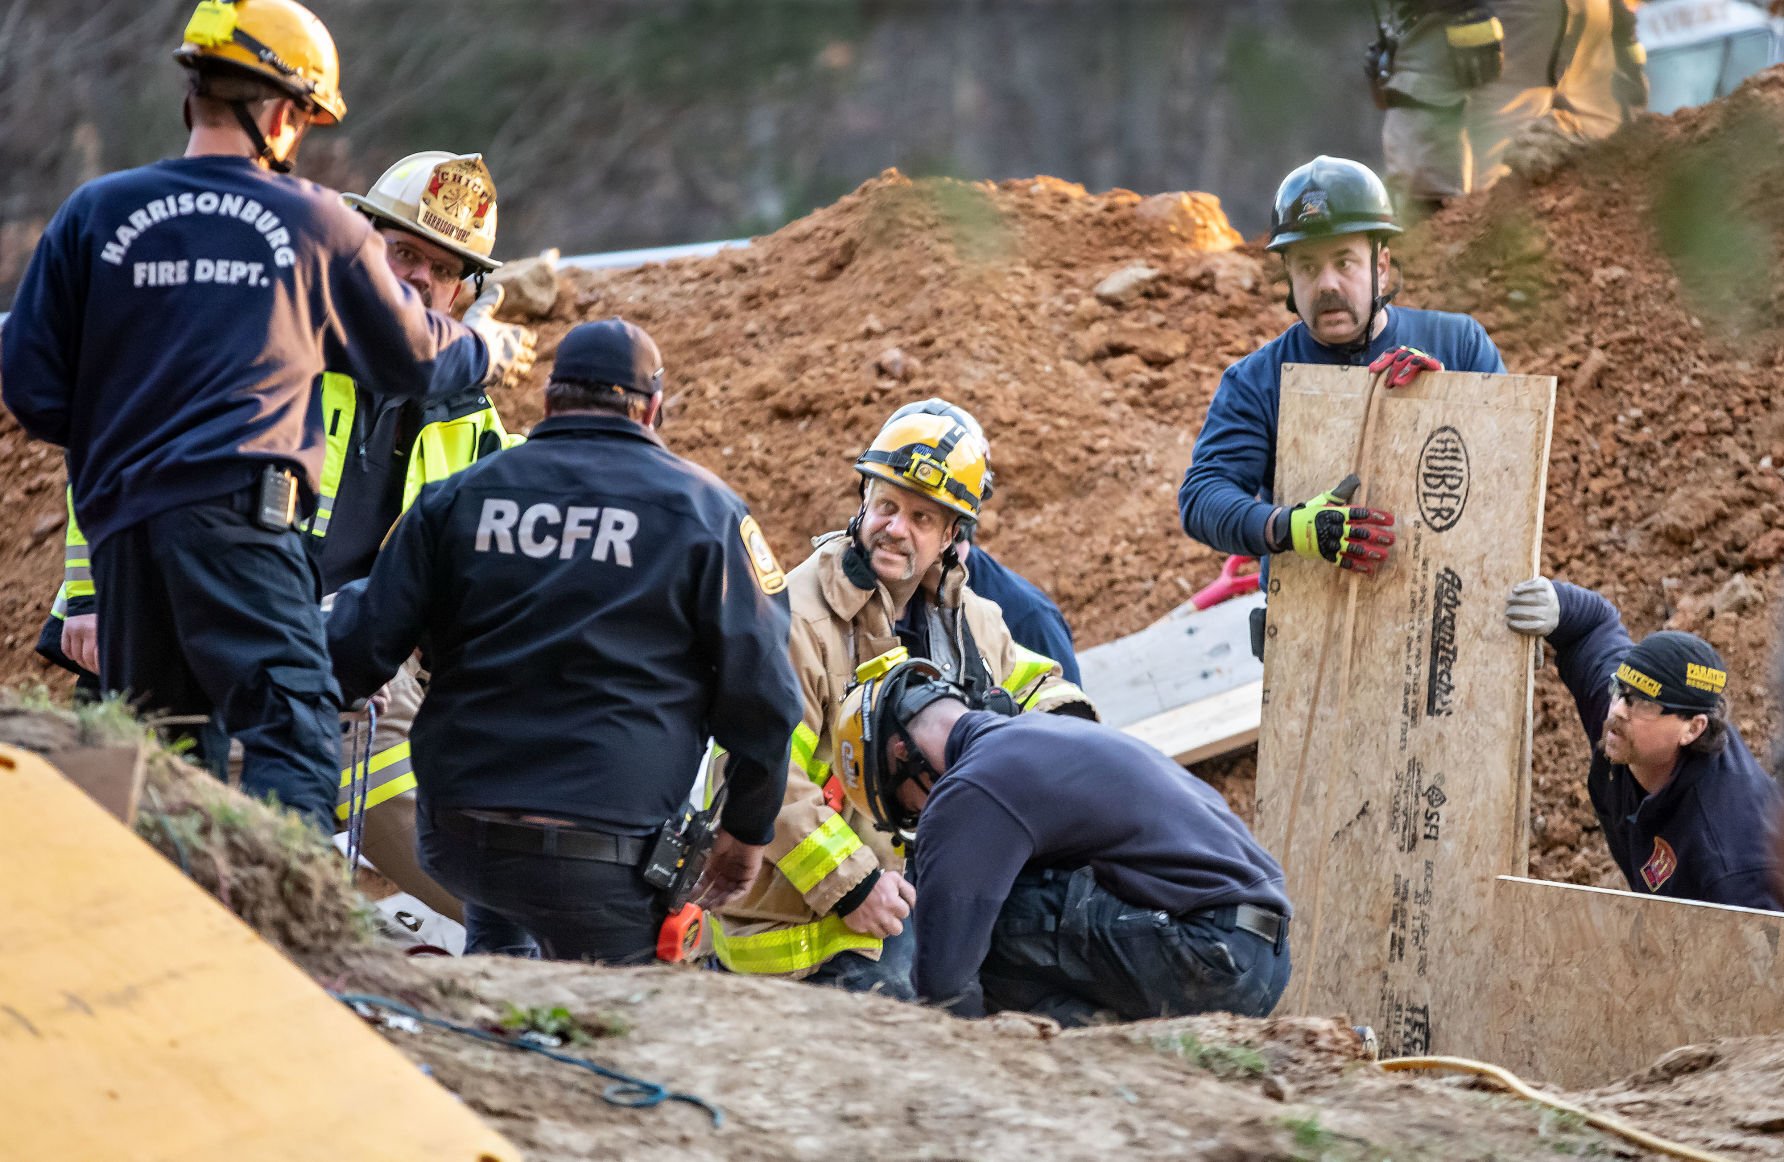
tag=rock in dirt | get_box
[1133,191,1243,251]
[486,249,562,320]
[1094,262,1161,306]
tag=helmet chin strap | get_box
[230,100,295,174]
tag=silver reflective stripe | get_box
[308,495,336,537]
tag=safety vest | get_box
[50,488,93,622]
[308,371,520,542]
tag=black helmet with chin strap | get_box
[1267,156,1403,354]
[833,648,978,839]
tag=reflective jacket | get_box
[34,489,97,681]
[308,371,518,596]
[712,531,1094,978]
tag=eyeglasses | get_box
[1607,679,1666,719]
[385,239,464,286]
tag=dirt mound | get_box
[321,947,1784,1160]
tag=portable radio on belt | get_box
[256,464,300,531]
[642,782,728,911]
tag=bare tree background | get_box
[0,0,1378,301]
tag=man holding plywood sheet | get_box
[1178,158,1505,620]
[1253,359,1556,1059]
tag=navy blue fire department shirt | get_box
[1178,307,1504,566]
[2,154,486,546]
[326,413,801,844]
[962,545,1081,686]
[912,710,1291,1015]
[1549,583,1781,911]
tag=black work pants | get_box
[979,867,1291,1026]
[92,494,341,834]
[419,809,667,964]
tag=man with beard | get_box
[1507,577,1781,910]
[710,405,1093,996]
[1177,156,1506,656]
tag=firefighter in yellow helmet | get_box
[708,403,1093,995]
[174,0,346,172]
[2,0,498,837]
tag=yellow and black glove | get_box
[1445,7,1505,90]
[1267,474,1397,577]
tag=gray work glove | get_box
[463,284,537,392]
[1505,577,1559,637]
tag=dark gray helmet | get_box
[1267,156,1401,253]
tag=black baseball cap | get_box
[551,317,664,395]
[1616,631,1728,713]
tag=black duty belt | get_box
[435,810,649,866]
[1221,903,1286,947]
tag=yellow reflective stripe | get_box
[402,404,508,512]
[63,489,95,598]
[999,646,1058,700]
[335,740,415,817]
[789,721,829,783]
[775,814,862,895]
[710,914,881,975]
[308,373,357,541]
[51,585,68,621]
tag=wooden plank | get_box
[0,744,519,1162]
[1078,593,1263,730]
[1253,365,1555,1057]
[1480,877,1784,1088]
[1122,679,1262,766]
[47,744,147,825]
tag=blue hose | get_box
[332,991,724,1127]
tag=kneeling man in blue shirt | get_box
[833,649,1292,1024]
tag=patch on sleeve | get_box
[739,515,786,595]
[1639,836,1678,892]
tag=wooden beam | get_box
[1481,877,1784,1088]
[1254,364,1556,1058]
[0,744,519,1162]
[1121,679,1261,766]
[1079,593,1262,731]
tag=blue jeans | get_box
[462,904,541,958]
[979,867,1291,1026]
[418,809,665,964]
[806,923,917,1001]
[93,493,340,834]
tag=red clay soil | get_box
[7,70,1784,888]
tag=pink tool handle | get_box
[1189,554,1260,610]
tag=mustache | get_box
[869,533,911,557]
[1312,293,1355,318]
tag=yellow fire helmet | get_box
[854,408,989,523]
[175,0,346,125]
[886,397,995,503]
[342,152,502,275]
[834,648,961,839]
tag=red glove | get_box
[1368,345,1443,388]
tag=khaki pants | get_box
[1382,0,1609,202]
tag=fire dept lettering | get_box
[100,189,297,269]
[474,498,638,565]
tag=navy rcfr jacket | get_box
[911,710,1291,1014]
[1178,307,1504,571]
[2,154,486,546]
[327,413,801,845]
[1548,582,1781,911]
